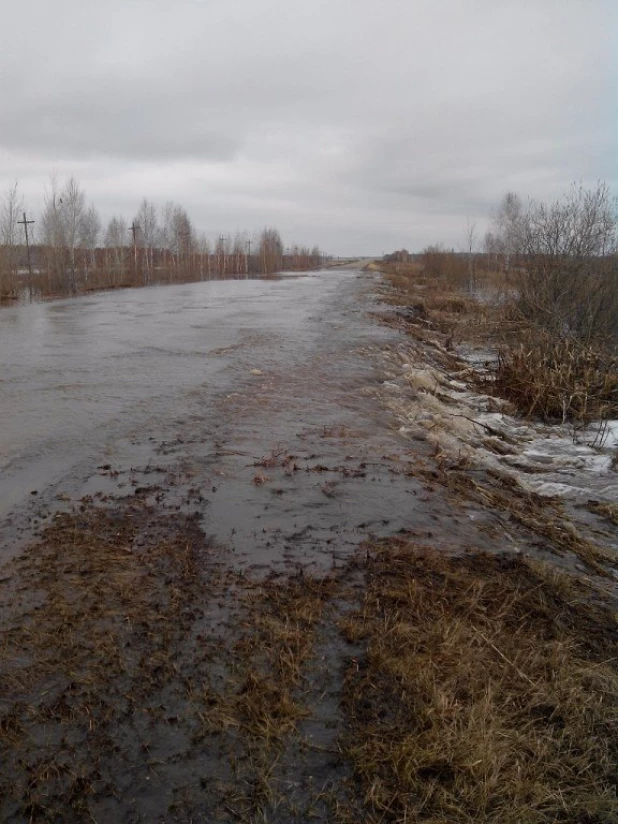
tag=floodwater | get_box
[0,268,481,571]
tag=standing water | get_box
[1,270,477,570]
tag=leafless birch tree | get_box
[0,182,23,299]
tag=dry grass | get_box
[380,259,618,432]
[377,260,617,577]
[0,501,349,821]
[493,334,618,425]
[339,542,618,824]
[589,501,618,527]
[3,499,617,821]
[379,261,516,348]
[190,573,345,819]
[227,576,336,743]
[381,260,509,296]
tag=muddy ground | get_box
[1,269,617,822]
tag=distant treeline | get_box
[0,179,326,300]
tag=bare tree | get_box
[104,216,127,287]
[40,176,89,294]
[491,192,523,272]
[233,231,248,277]
[135,198,158,284]
[215,234,227,277]
[0,182,23,299]
[41,176,68,294]
[159,202,176,280]
[80,204,101,283]
[465,219,477,293]
[196,232,211,280]
[62,177,86,294]
[15,180,326,296]
[484,230,500,271]
[503,183,618,342]
[259,227,283,274]
[171,205,194,279]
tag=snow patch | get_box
[382,349,618,505]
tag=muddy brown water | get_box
[0,269,483,573]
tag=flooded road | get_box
[0,274,343,505]
[0,269,478,571]
[3,268,616,823]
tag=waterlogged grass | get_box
[0,506,347,822]
[339,542,618,824]
[1,506,617,822]
[0,506,216,820]
[418,461,615,576]
[590,501,618,527]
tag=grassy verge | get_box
[339,541,618,824]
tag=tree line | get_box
[0,178,326,300]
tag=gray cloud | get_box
[1,0,615,254]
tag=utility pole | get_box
[246,238,251,276]
[18,212,35,300]
[218,235,226,277]
[129,221,140,278]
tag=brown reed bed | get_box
[493,335,618,426]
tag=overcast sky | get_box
[1,0,615,255]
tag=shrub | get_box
[493,184,618,344]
